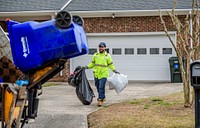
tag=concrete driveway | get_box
[24,81,182,128]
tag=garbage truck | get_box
[0,11,88,128]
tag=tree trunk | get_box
[179,56,192,107]
[183,81,191,107]
[186,57,192,107]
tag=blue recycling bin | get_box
[6,18,88,73]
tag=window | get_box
[150,48,159,54]
[137,48,146,54]
[88,48,97,55]
[125,48,134,55]
[112,48,121,55]
[162,48,172,54]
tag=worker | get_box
[84,42,120,106]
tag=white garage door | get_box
[70,32,176,81]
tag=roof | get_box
[0,0,194,19]
[65,0,192,11]
[0,0,68,12]
[0,0,192,12]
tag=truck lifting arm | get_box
[0,11,87,128]
[0,58,68,128]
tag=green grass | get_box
[129,99,141,105]
[42,82,61,87]
[144,104,151,109]
[103,105,109,108]
[150,97,177,108]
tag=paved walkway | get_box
[24,81,182,128]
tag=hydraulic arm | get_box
[0,59,67,128]
[0,10,87,128]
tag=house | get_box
[0,0,193,82]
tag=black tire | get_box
[73,15,84,26]
[55,11,72,29]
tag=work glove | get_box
[113,70,120,74]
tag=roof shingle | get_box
[0,0,69,12]
[0,0,192,12]
[65,0,192,11]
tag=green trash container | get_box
[169,57,182,83]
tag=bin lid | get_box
[169,56,179,61]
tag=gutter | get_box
[70,9,192,18]
[0,10,56,17]
[0,10,57,21]
[0,9,192,19]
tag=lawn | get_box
[88,92,194,128]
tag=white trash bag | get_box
[107,73,128,94]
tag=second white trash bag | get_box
[107,73,128,94]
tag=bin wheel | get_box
[55,11,72,29]
[73,15,84,26]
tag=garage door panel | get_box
[113,60,170,69]
[123,69,170,80]
[71,33,176,81]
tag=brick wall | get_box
[48,60,70,82]
[83,16,185,33]
[0,15,186,34]
[0,22,7,32]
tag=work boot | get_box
[97,99,102,107]
[97,98,106,107]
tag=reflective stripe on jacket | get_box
[87,51,115,79]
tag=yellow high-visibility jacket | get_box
[87,51,116,79]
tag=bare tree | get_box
[160,0,200,107]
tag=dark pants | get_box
[94,77,107,100]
